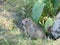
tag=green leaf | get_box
[45,17,54,32]
[54,0,60,7]
[32,1,45,22]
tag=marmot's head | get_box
[22,18,33,27]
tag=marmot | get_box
[22,18,46,39]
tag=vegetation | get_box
[0,0,60,45]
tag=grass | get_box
[0,30,60,45]
[0,11,60,45]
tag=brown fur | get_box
[22,18,46,39]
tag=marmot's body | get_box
[22,18,46,39]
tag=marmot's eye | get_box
[29,20,31,21]
[26,21,28,22]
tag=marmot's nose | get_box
[21,23,23,25]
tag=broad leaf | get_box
[32,1,45,22]
[45,17,54,32]
[54,0,60,7]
